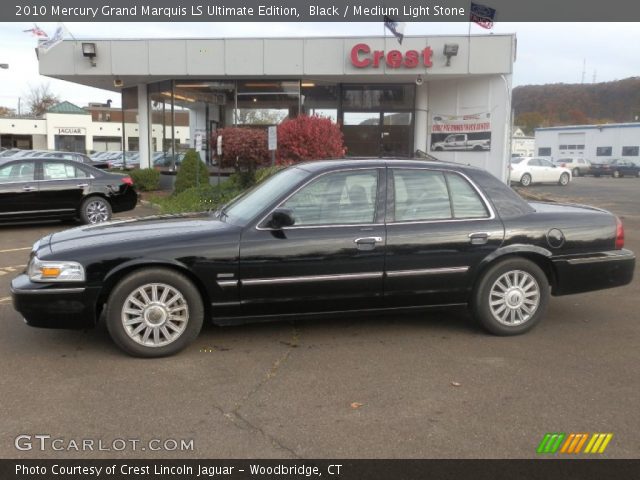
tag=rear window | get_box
[510,158,524,164]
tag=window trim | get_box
[386,167,495,224]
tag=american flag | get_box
[470,2,497,29]
[23,24,48,38]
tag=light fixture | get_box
[443,43,459,67]
[301,82,316,87]
[82,42,97,66]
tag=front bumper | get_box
[552,249,635,296]
[10,274,101,329]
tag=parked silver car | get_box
[553,157,591,177]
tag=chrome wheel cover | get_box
[560,174,569,185]
[489,270,540,326]
[521,175,531,186]
[86,200,110,223]
[121,283,189,347]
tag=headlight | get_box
[27,256,85,283]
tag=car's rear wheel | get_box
[80,196,112,224]
[572,167,580,177]
[520,173,532,187]
[558,172,570,186]
[471,258,550,335]
[105,268,204,357]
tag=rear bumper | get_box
[10,274,100,329]
[109,188,138,213]
[552,249,635,296]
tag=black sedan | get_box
[11,159,635,357]
[590,158,640,178]
[0,157,137,224]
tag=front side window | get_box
[0,161,35,182]
[281,170,378,225]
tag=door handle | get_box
[468,232,491,245]
[354,237,383,244]
[76,183,89,188]
[354,237,383,251]
[22,186,36,192]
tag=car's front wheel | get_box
[105,268,204,357]
[80,196,112,224]
[558,172,570,186]
[520,173,532,187]
[471,258,550,336]
[613,170,621,178]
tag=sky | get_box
[1,21,639,111]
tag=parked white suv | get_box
[553,157,591,177]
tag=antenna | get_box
[581,58,586,84]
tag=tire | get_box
[105,268,204,357]
[558,172,570,186]
[613,170,620,178]
[471,258,550,336]
[572,168,580,177]
[80,196,112,224]
[520,173,532,187]
[473,145,483,151]
[433,147,443,152]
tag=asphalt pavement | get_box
[0,179,638,459]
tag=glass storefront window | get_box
[301,82,339,122]
[236,81,300,126]
[342,85,415,110]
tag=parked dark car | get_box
[11,159,635,357]
[0,157,137,224]
[33,150,111,170]
[590,158,640,178]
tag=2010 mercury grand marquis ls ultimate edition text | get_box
[11,160,635,357]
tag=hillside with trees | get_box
[513,77,640,134]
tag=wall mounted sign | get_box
[350,43,433,68]
[55,127,86,135]
[430,113,492,152]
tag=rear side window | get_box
[42,162,87,180]
[445,173,489,219]
[391,169,489,222]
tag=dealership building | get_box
[37,34,516,181]
[535,123,640,161]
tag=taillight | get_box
[615,217,625,249]
[121,176,133,186]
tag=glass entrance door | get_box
[343,111,413,157]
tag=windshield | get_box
[222,167,310,225]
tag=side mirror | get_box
[268,208,295,229]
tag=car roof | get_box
[293,158,478,174]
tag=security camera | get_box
[415,75,424,86]
[113,79,123,88]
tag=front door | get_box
[238,168,386,317]
[0,160,39,219]
[384,167,504,307]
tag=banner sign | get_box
[430,113,491,152]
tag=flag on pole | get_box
[23,24,48,38]
[384,16,406,44]
[38,24,67,53]
[470,2,497,29]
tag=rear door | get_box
[384,167,504,306]
[0,160,39,219]
[38,160,90,213]
[538,158,558,181]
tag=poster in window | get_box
[430,112,491,152]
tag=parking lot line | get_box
[0,247,31,254]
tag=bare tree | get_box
[25,83,60,116]
[0,106,15,116]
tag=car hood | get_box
[45,212,238,255]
